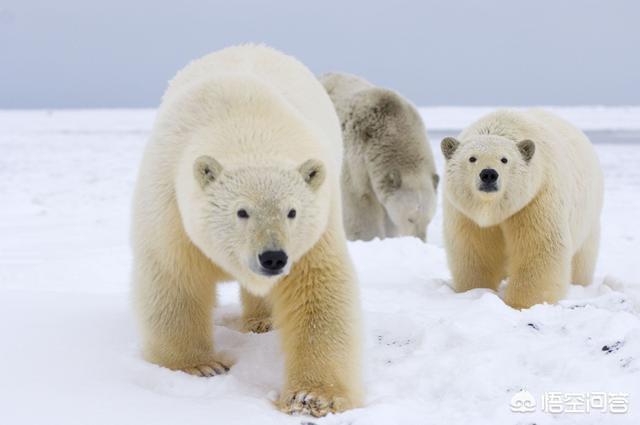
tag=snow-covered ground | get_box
[1,108,639,424]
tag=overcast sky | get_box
[1,0,638,108]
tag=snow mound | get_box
[1,238,638,424]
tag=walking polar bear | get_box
[320,73,438,242]
[131,45,362,417]
[441,109,603,309]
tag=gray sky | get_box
[1,0,638,108]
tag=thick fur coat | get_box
[441,109,603,308]
[131,45,362,417]
[320,73,438,242]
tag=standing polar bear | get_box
[131,45,362,417]
[441,109,603,309]
[320,73,438,242]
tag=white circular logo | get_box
[510,390,537,413]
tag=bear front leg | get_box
[271,230,362,417]
[342,189,386,241]
[240,287,273,333]
[133,249,229,376]
[443,200,506,292]
[502,195,571,309]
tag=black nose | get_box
[258,250,288,272]
[480,168,499,184]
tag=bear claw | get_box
[182,361,229,377]
[243,317,273,334]
[278,390,348,417]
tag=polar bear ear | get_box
[441,137,460,160]
[517,139,536,162]
[194,155,223,189]
[383,169,402,190]
[298,159,326,191]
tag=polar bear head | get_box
[441,135,540,227]
[348,89,439,241]
[373,168,437,242]
[185,156,329,295]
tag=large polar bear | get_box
[320,73,438,242]
[131,45,362,417]
[441,109,603,309]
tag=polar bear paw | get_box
[278,390,350,417]
[243,317,273,334]
[181,360,229,377]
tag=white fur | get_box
[320,73,438,242]
[131,45,362,417]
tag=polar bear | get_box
[320,73,438,242]
[131,45,362,417]
[441,109,603,309]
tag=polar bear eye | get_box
[287,209,297,219]
[501,157,508,164]
[237,209,249,219]
[469,156,477,163]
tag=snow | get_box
[0,108,639,424]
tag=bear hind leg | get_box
[572,224,600,286]
[240,287,273,333]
